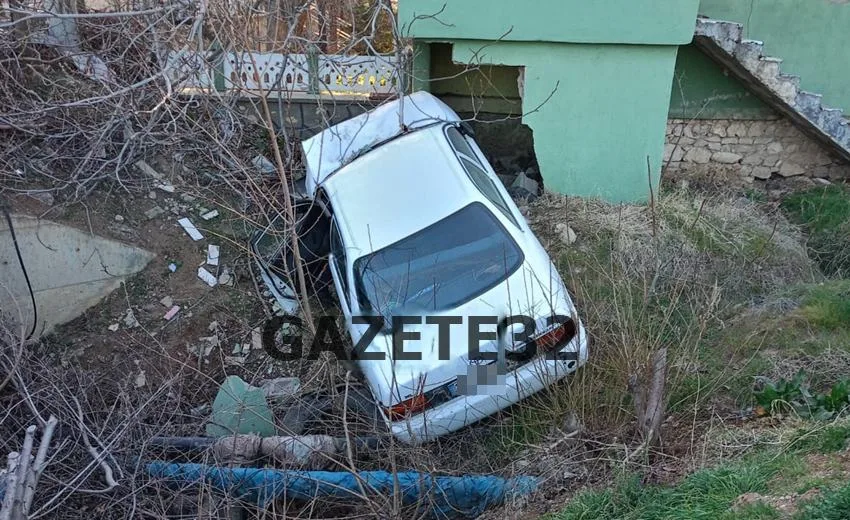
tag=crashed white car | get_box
[252,91,588,443]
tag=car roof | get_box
[321,123,483,258]
[302,92,460,196]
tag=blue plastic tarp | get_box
[147,461,538,518]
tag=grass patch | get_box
[555,419,850,520]
[782,185,850,277]
[794,481,850,519]
[797,280,850,331]
[553,455,786,520]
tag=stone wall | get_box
[664,118,850,181]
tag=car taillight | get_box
[536,325,568,351]
[386,393,429,420]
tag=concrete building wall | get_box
[449,41,681,202]
[399,0,701,202]
[698,0,850,112]
[670,44,774,120]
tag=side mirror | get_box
[459,120,476,138]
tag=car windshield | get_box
[354,202,523,321]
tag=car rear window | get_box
[354,202,523,320]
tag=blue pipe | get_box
[147,461,538,518]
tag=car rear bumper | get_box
[389,328,589,444]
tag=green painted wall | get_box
[452,42,679,202]
[669,44,774,119]
[698,0,850,111]
[399,0,699,45]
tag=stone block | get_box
[752,166,772,179]
[742,153,765,165]
[779,161,806,177]
[684,148,712,164]
[712,152,743,164]
[727,122,748,137]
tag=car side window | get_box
[330,220,349,304]
[445,126,520,228]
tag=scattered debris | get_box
[231,343,243,355]
[190,404,211,417]
[148,191,157,200]
[198,267,218,287]
[135,160,163,180]
[122,309,139,328]
[168,262,178,272]
[177,217,204,241]
[251,155,277,176]
[224,356,246,366]
[813,177,832,185]
[180,193,196,203]
[555,223,577,245]
[206,376,276,437]
[207,245,220,266]
[509,170,541,201]
[187,341,215,360]
[156,182,176,193]
[208,321,220,332]
[107,323,119,332]
[200,209,219,220]
[114,215,124,222]
[144,206,165,219]
[251,327,263,351]
[134,371,147,388]
[260,377,301,402]
[218,269,233,286]
[163,305,181,321]
[159,295,174,308]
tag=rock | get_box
[752,166,772,180]
[134,371,146,387]
[114,215,124,222]
[742,153,764,165]
[711,152,743,164]
[260,377,302,402]
[144,206,165,219]
[509,171,540,201]
[123,309,139,328]
[778,162,806,177]
[218,270,234,286]
[813,177,832,186]
[148,191,157,200]
[555,223,577,245]
[160,295,174,308]
[107,323,120,332]
[767,141,783,154]
[727,122,747,137]
[684,148,712,164]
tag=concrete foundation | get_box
[0,215,155,339]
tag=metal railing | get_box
[166,50,401,97]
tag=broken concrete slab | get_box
[0,214,154,339]
[206,376,276,437]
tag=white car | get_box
[252,92,588,443]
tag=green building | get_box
[398,0,850,202]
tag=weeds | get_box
[754,371,850,420]
[782,185,850,277]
